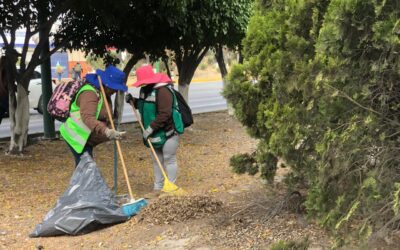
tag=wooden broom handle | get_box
[130,101,168,179]
[97,76,134,200]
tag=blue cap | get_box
[86,66,128,92]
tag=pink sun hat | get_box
[132,65,172,87]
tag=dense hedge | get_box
[224,0,400,245]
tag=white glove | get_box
[143,126,153,140]
[105,128,126,140]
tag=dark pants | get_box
[67,143,93,166]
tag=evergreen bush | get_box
[224,0,400,245]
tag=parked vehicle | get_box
[27,69,45,114]
[23,68,56,114]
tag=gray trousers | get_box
[151,134,179,190]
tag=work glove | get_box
[125,93,138,108]
[105,128,126,140]
[143,126,153,140]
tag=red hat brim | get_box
[133,73,172,87]
[156,73,173,84]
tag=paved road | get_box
[0,81,227,138]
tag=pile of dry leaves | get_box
[140,195,222,225]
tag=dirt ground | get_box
[0,111,332,249]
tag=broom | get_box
[97,76,147,216]
[129,100,185,196]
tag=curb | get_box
[191,77,222,83]
[127,77,222,87]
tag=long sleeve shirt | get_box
[76,90,110,146]
[149,85,174,132]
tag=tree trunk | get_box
[2,0,69,153]
[0,59,8,98]
[0,57,9,124]
[162,57,172,78]
[1,50,30,155]
[177,71,194,102]
[215,45,234,115]
[8,83,30,154]
[177,69,198,101]
[215,45,228,81]
[238,46,244,64]
[113,55,138,124]
[175,47,209,102]
[113,91,125,125]
[178,83,190,103]
[122,54,138,79]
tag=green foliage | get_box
[167,0,253,85]
[225,0,400,244]
[257,145,279,181]
[230,153,257,175]
[56,0,253,90]
[230,149,278,181]
[58,1,180,60]
[0,0,82,87]
[269,237,310,250]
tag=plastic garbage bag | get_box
[30,153,129,237]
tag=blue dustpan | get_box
[122,198,148,217]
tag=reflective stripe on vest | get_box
[60,84,103,153]
[62,118,88,146]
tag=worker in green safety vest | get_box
[125,65,182,199]
[60,66,128,166]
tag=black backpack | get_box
[172,88,193,128]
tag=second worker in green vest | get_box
[60,66,128,166]
[126,65,184,199]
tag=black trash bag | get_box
[30,153,129,237]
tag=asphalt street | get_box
[0,81,227,138]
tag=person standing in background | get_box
[72,62,83,80]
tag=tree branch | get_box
[195,46,209,66]
[9,0,25,47]
[175,50,182,74]
[215,45,228,79]
[238,45,244,64]
[162,57,172,78]
[122,54,139,83]
[29,27,53,70]
[20,11,32,71]
[325,83,400,127]
[36,39,69,66]
[10,10,17,47]
[39,0,74,32]
[0,30,8,46]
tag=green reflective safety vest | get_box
[138,85,184,149]
[60,84,103,153]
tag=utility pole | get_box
[38,2,56,139]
